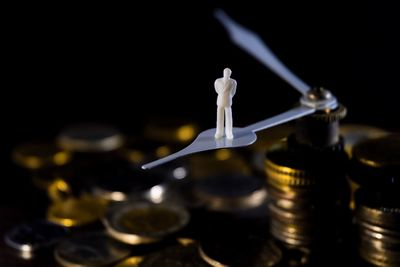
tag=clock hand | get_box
[214,9,310,95]
[142,105,314,169]
[214,9,338,111]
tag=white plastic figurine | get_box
[214,68,237,139]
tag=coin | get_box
[355,188,400,229]
[47,195,108,227]
[120,138,174,166]
[199,235,282,267]
[144,118,199,144]
[359,243,400,267]
[12,143,71,170]
[340,124,389,157]
[57,123,125,152]
[4,220,68,259]
[189,149,252,178]
[114,257,144,267]
[194,174,267,212]
[353,134,400,169]
[54,232,131,267]
[139,242,209,267]
[103,201,190,245]
[91,165,166,202]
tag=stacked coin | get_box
[355,189,400,267]
[350,134,400,266]
[265,136,350,252]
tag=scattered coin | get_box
[47,195,108,227]
[4,220,68,259]
[12,143,71,170]
[139,242,209,267]
[103,201,190,245]
[54,231,131,267]
[57,123,125,152]
[144,118,199,144]
[195,174,267,212]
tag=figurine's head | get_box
[223,68,232,79]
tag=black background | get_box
[2,1,399,195]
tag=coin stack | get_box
[350,134,400,266]
[264,103,351,263]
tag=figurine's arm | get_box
[215,79,224,94]
[230,80,237,96]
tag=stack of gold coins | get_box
[265,136,350,253]
[350,134,400,266]
[355,189,400,267]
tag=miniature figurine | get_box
[215,68,237,139]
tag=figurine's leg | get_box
[215,106,224,139]
[225,107,233,139]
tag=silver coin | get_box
[4,220,68,259]
[103,201,190,245]
[194,174,267,212]
[54,231,131,267]
[57,123,125,152]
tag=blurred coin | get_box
[120,138,174,166]
[12,143,71,170]
[47,195,108,227]
[4,220,68,260]
[104,201,190,245]
[144,118,199,144]
[340,124,389,157]
[270,219,314,247]
[195,174,267,212]
[199,235,281,267]
[359,243,400,267]
[139,242,209,267]
[353,134,400,169]
[355,188,400,229]
[54,231,130,267]
[189,149,251,178]
[114,257,144,267]
[91,165,166,202]
[47,177,73,202]
[57,123,125,152]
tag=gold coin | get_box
[47,195,108,227]
[104,201,190,245]
[119,137,174,165]
[352,134,400,168]
[12,143,71,170]
[340,124,389,157]
[47,178,72,202]
[114,257,144,267]
[144,118,199,144]
[189,149,251,178]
